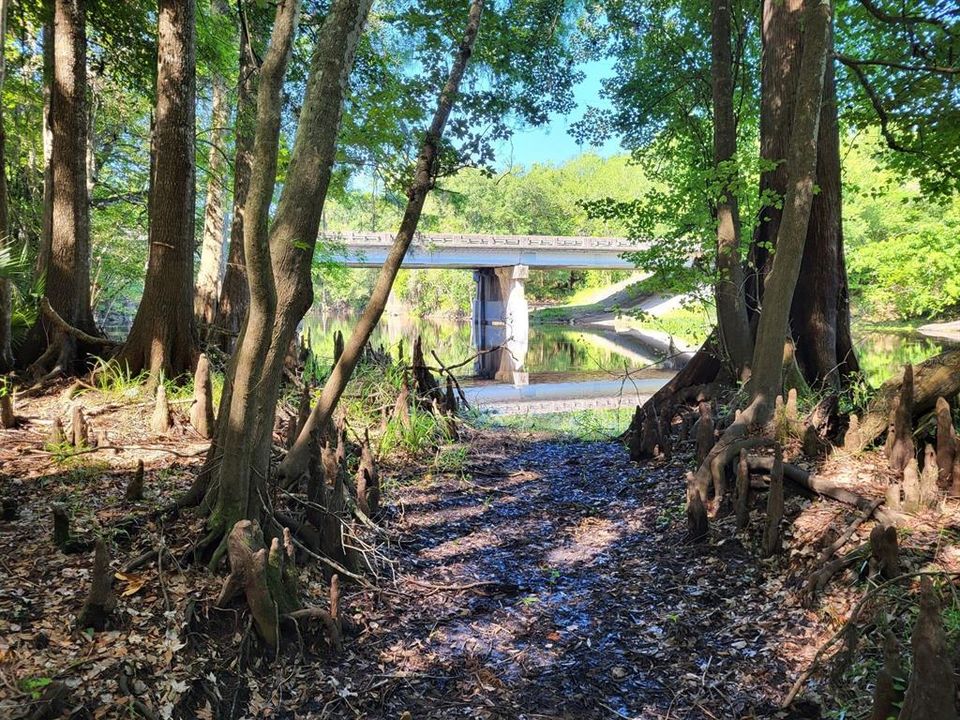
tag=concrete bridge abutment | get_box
[473,265,529,386]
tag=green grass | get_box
[479,407,632,440]
[531,303,603,323]
[623,304,715,346]
[85,357,225,407]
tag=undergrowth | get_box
[301,343,457,458]
[88,357,224,407]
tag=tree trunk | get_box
[37,7,54,280]
[211,10,257,354]
[116,0,197,381]
[691,0,832,497]
[0,0,12,372]
[750,0,857,388]
[22,0,99,375]
[194,0,232,330]
[194,0,372,552]
[279,0,485,483]
[711,0,751,379]
[748,0,830,413]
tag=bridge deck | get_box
[322,231,646,270]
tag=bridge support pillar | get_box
[473,265,529,386]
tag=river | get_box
[302,310,958,416]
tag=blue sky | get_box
[493,59,623,170]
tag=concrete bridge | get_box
[323,231,641,270]
[324,231,646,387]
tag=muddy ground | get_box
[1,389,954,719]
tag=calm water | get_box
[302,312,678,384]
[303,310,957,391]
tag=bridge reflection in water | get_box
[303,307,687,416]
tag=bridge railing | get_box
[320,230,645,252]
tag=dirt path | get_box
[320,437,822,719]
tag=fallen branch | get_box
[401,576,508,592]
[430,349,470,410]
[748,455,904,525]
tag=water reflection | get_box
[301,310,673,383]
[854,329,958,388]
[301,311,958,399]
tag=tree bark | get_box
[0,0,11,372]
[711,0,751,378]
[116,0,197,381]
[691,0,832,495]
[750,0,857,388]
[37,7,54,280]
[748,0,830,413]
[22,0,99,374]
[195,0,373,550]
[194,0,232,330]
[280,0,485,482]
[211,9,257,354]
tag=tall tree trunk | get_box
[194,0,231,330]
[280,0,485,483]
[711,0,751,379]
[690,0,832,499]
[750,0,857,388]
[116,0,197,381]
[22,0,99,375]
[0,0,13,372]
[37,5,54,280]
[194,0,373,548]
[211,8,257,353]
[749,0,830,410]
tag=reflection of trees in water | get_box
[855,331,953,387]
[305,313,954,386]
[302,311,650,376]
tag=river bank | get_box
[6,376,958,719]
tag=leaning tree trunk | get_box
[211,11,257,353]
[711,0,751,379]
[749,0,857,389]
[193,0,373,554]
[21,0,100,376]
[690,0,831,501]
[115,0,197,381]
[194,0,232,330]
[279,0,485,484]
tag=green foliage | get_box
[90,358,148,400]
[836,0,960,197]
[844,135,960,320]
[625,303,714,347]
[18,676,53,700]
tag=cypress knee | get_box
[899,578,958,720]
[686,486,708,543]
[935,397,956,488]
[888,364,915,473]
[762,445,784,557]
[190,353,215,438]
[77,539,116,631]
